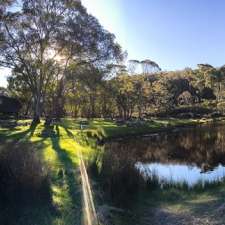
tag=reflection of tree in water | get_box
[104,124,225,173]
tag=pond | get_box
[104,124,225,187]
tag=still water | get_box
[104,124,225,187]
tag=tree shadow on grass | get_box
[60,122,91,147]
[0,122,38,141]
[61,123,74,139]
[48,124,83,224]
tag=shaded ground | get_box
[108,185,225,225]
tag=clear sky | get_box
[1,0,225,87]
[82,0,225,70]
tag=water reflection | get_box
[104,124,225,187]
[136,162,225,187]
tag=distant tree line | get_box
[62,62,225,119]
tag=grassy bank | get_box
[70,117,225,141]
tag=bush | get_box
[0,141,51,205]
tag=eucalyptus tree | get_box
[66,62,105,118]
[197,64,216,88]
[140,59,161,86]
[132,75,152,118]
[217,66,225,101]
[0,0,122,122]
[140,59,161,75]
[111,74,139,119]
[197,64,225,101]
[127,59,140,74]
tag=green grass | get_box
[70,117,225,140]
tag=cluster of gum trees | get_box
[2,1,225,121]
[61,62,225,119]
[0,0,123,123]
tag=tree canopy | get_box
[0,0,122,122]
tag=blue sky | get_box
[83,0,225,70]
[1,0,225,87]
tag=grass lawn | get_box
[1,117,225,225]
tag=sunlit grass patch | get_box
[41,140,61,167]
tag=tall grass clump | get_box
[89,156,146,207]
[0,141,51,205]
[103,163,145,206]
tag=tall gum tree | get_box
[0,0,122,123]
